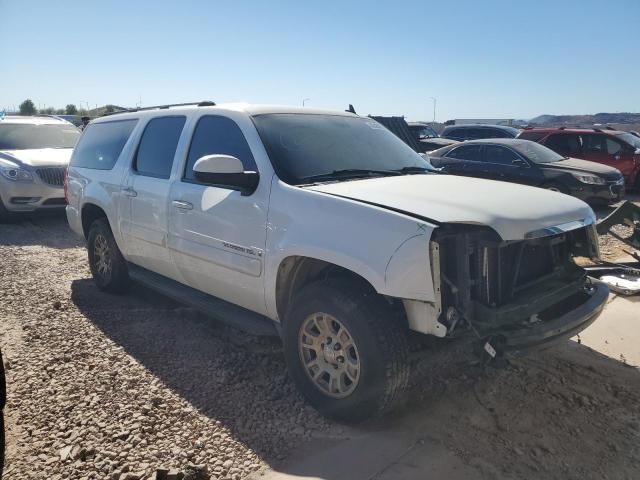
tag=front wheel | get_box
[87,218,130,293]
[283,279,410,423]
[542,182,569,195]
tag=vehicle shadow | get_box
[70,277,640,480]
[0,211,83,249]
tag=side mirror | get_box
[193,154,259,195]
[512,159,526,167]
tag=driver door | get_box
[167,115,270,315]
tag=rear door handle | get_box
[172,200,193,210]
[122,187,137,197]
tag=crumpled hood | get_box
[306,174,595,240]
[0,148,73,167]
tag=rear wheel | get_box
[87,218,130,293]
[283,278,410,422]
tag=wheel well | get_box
[81,203,108,239]
[275,257,376,321]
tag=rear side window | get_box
[518,131,546,142]
[545,133,581,155]
[487,128,512,138]
[134,116,186,179]
[446,144,483,161]
[71,119,137,170]
[184,115,256,182]
[443,127,467,140]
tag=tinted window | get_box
[0,123,80,150]
[134,116,186,179]
[446,144,483,161]
[518,131,547,142]
[70,119,137,170]
[487,128,513,139]
[545,133,581,155]
[581,134,607,153]
[251,114,434,185]
[185,116,256,182]
[605,137,622,155]
[484,145,522,165]
[442,127,468,140]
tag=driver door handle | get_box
[122,187,137,197]
[172,200,193,211]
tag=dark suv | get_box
[518,127,640,189]
[441,124,520,141]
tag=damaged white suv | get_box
[66,103,609,421]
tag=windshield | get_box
[616,132,640,149]
[252,114,434,185]
[512,140,566,163]
[0,123,80,150]
[411,125,438,139]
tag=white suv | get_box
[0,115,80,220]
[66,102,608,421]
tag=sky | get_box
[1,0,639,121]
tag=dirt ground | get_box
[0,202,639,480]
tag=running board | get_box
[127,263,279,337]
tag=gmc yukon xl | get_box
[66,103,609,421]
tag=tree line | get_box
[16,99,122,117]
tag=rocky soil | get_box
[1,207,639,480]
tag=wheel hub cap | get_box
[94,234,112,277]
[298,313,360,398]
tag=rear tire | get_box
[87,218,130,293]
[283,278,410,423]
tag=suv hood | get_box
[0,148,73,167]
[306,174,595,241]
[543,157,622,179]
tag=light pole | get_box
[302,98,311,107]
[429,97,437,123]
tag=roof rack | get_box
[103,101,216,116]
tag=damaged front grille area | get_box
[434,224,596,337]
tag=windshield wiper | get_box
[299,168,402,184]
[395,166,433,174]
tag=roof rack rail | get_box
[558,126,566,130]
[593,128,602,132]
[103,101,216,116]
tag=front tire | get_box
[87,218,130,293]
[542,182,569,195]
[283,279,410,423]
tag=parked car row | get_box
[429,139,625,204]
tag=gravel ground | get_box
[1,208,639,480]
[0,214,335,480]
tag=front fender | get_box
[264,179,438,320]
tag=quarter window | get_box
[605,137,623,155]
[184,116,256,182]
[70,119,138,170]
[446,144,483,161]
[134,116,186,179]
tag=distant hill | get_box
[529,112,640,126]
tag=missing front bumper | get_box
[486,279,609,355]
